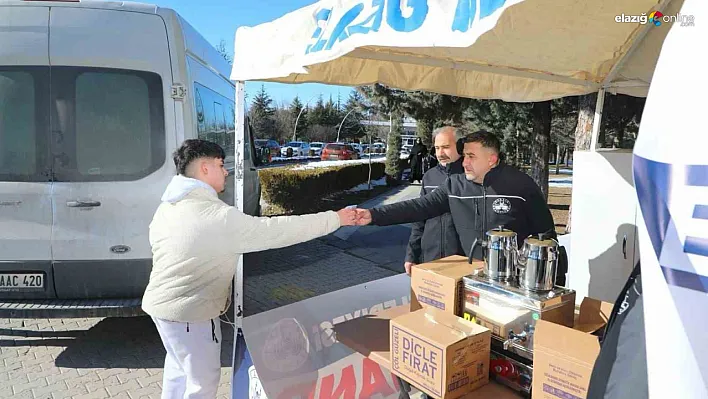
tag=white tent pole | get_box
[234,81,246,329]
[231,81,246,399]
[589,88,605,152]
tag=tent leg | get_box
[234,81,246,328]
[589,88,605,152]
[231,81,246,399]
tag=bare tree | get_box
[215,39,233,65]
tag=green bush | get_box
[259,161,386,211]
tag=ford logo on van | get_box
[110,245,131,254]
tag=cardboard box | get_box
[411,255,485,316]
[390,307,491,399]
[532,298,614,399]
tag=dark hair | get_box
[173,139,225,175]
[463,130,501,154]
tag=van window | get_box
[0,68,50,182]
[51,67,165,182]
[194,83,236,160]
[75,73,152,177]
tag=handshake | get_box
[336,207,373,226]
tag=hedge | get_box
[259,161,386,212]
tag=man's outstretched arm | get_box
[404,186,427,275]
[356,186,449,226]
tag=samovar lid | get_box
[524,232,558,247]
[486,226,517,237]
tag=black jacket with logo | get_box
[372,162,565,283]
[405,158,465,264]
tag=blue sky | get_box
[157,0,354,107]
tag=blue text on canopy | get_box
[306,0,508,54]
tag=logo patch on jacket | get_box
[492,198,512,214]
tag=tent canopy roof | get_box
[231,0,681,102]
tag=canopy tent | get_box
[231,0,682,103]
[228,0,707,397]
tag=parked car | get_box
[372,142,386,153]
[255,139,281,162]
[309,142,325,156]
[0,1,261,318]
[321,143,360,161]
[280,141,311,157]
[350,143,363,154]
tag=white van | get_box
[0,0,261,317]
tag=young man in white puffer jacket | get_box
[142,139,358,399]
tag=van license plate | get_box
[0,274,44,290]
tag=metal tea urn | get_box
[471,226,518,282]
[517,233,559,292]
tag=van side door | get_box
[0,6,54,299]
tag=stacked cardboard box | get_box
[387,255,615,399]
[391,307,491,399]
[410,255,485,315]
[386,256,491,398]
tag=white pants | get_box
[152,316,223,399]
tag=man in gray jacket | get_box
[404,126,465,274]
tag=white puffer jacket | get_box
[142,175,341,322]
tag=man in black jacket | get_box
[357,130,566,285]
[404,126,465,275]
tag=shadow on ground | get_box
[1,316,236,369]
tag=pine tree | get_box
[599,94,645,149]
[307,95,327,127]
[249,85,276,139]
[386,110,404,184]
[324,95,341,129]
[465,99,553,197]
[290,96,309,140]
[358,84,408,184]
[465,99,533,168]
[401,92,471,147]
